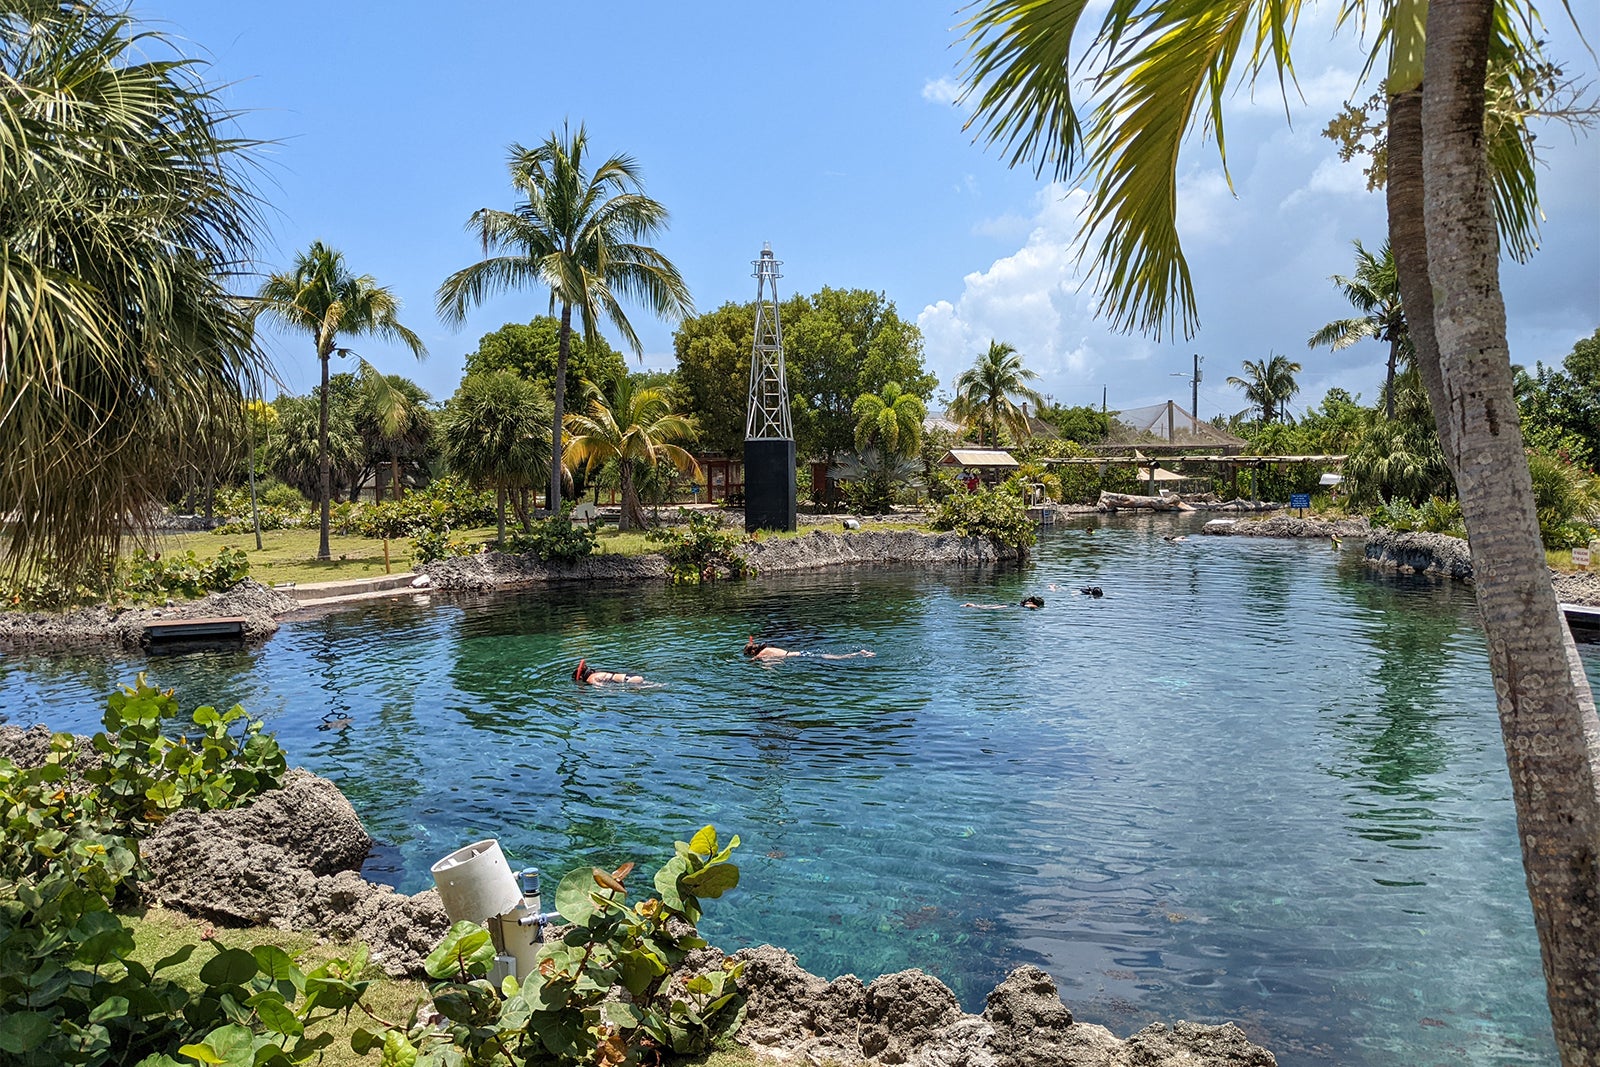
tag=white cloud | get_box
[919,184,1115,399]
[921,77,963,106]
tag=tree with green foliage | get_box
[952,340,1044,447]
[256,242,427,560]
[1309,241,1411,420]
[1041,403,1110,444]
[269,390,360,503]
[1517,328,1600,469]
[463,317,628,405]
[1227,355,1301,425]
[438,122,694,515]
[0,1,264,580]
[958,3,1600,1051]
[563,377,700,531]
[852,381,926,460]
[441,372,554,544]
[355,373,436,501]
[673,289,935,461]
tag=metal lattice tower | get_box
[746,243,793,440]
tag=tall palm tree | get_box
[256,242,427,560]
[958,5,1600,1054]
[952,341,1045,447]
[852,381,926,459]
[1227,355,1301,425]
[442,371,553,545]
[563,376,699,531]
[0,1,263,579]
[437,122,695,515]
[1309,241,1411,420]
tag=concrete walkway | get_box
[279,572,425,609]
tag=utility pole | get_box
[1191,353,1202,423]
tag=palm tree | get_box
[437,122,695,515]
[852,381,927,460]
[958,4,1600,1054]
[563,377,699,531]
[1309,241,1411,419]
[256,242,427,559]
[952,341,1045,447]
[355,372,434,501]
[1227,355,1301,425]
[441,372,553,545]
[0,2,263,580]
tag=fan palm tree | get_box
[1309,241,1411,420]
[441,372,553,545]
[1227,355,1301,425]
[952,341,1045,447]
[853,382,926,460]
[564,376,699,531]
[437,122,695,515]
[256,242,427,559]
[957,4,1599,1053]
[0,2,263,579]
[356,372,435,501]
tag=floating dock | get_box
[1560,603,1600,640]
[142,616,247,645]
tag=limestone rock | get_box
[859,970,964,1063]
[1363,529,1473,579]
[1119,1021,1278,1066]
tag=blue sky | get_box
[147,1,1598,422]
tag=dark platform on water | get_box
[1561,603,1600,641]
[143,616,247,645]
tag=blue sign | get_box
[1290,493,1311,510]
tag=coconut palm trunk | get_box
[1410,4,1600,1060]
[553,302,573,512]
[317,342,334,559]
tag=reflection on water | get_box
[3,517,1594,1067]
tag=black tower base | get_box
[744,438,797,532]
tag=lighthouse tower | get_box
[744,243,796,531]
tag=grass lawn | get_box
[121,907,763,1066]
[155,516,939,589]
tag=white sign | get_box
[1574,547,1592,569]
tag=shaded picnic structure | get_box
[1044,401,1346,499]
[938,448,1020,487]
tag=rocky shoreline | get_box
[421,528,1022,592]
[0,724,1278,1066]
[1200,515,1600,607]
[0,580,298,650]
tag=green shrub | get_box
[930,485,1038,554]
[1,548,250,612]
[0,679,298,1066]
[1528,449,1600,548]
[412,529,481,566]
[363,826,745,1066]
[645,511,755,583]
[505,513,598,564]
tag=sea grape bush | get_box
[0,548,251,612]
[645,511,755,583]
[0,679,296,1066]
[506,512,599,564]
[930,485,1038,554]
[360,825,746,1066]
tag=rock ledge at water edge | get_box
[422,529,1021,591]
[0,580,297,650]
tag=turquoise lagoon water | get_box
[4,517,1596,1066]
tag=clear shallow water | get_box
[4,517,1596,1066]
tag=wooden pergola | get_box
[1044,453,1348,498]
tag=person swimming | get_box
[744,636,875,660]
[1078,586,1104,598]
[573,658,649,685]
[961,596,1045,610]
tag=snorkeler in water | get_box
[573,658,652,686]
[744,636,875,661]
[962,596,1045,610]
